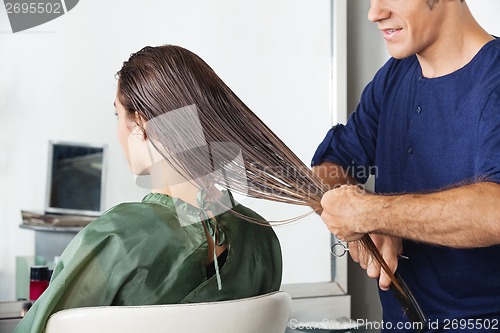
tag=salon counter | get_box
[0,301,31,333]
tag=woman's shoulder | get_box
[221,202,278,239]
[103,201,161,216]
[79,200,180,237]
[62,199,202,261]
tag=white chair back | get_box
[45,291,292,333]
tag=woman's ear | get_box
[133,111,148,140]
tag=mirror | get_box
[45,141,107,216]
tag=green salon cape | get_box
[14,192,282,333]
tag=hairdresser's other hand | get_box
[349,235,403,291]
[320,184,371,242]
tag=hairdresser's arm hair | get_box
[316,161,500,247]
[359,182,500,248]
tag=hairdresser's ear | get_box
[133,111,148,140]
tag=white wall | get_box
[346,0,389,323]
[0,0,335,301]
[346,0,500,323]
[468,0,499,35]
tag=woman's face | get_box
[114,92,151,175]
[368,0,446,59]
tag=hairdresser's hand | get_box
[349,235,403,291]
[320,184,372,242]
[312,162,357,215]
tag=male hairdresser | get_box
[313,0,500,330]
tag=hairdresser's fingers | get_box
[379,251,399,291]
[365,234,383,279]
[367,253,381,279]
[349,241,370,270]
[348,241,360,263]
[376,235,403,291]
[349,241,366,270]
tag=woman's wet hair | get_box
[116,44,408,297]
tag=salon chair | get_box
[44,291,292,333]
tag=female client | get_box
[14,45,285,333]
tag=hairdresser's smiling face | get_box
[368,0,446,59]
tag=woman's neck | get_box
[149,160,203,208]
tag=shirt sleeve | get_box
[476,89,500,184]
[311,59,393,183]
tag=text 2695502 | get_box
[5,2,62,14]
[441,318,498,330]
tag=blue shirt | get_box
[312,38,500,330]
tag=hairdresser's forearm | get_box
[312,162,356,189]
[364,182,500,248]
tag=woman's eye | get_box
[114,111,118,118]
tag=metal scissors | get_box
[330,239,349,257]
[330,238,410,259]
